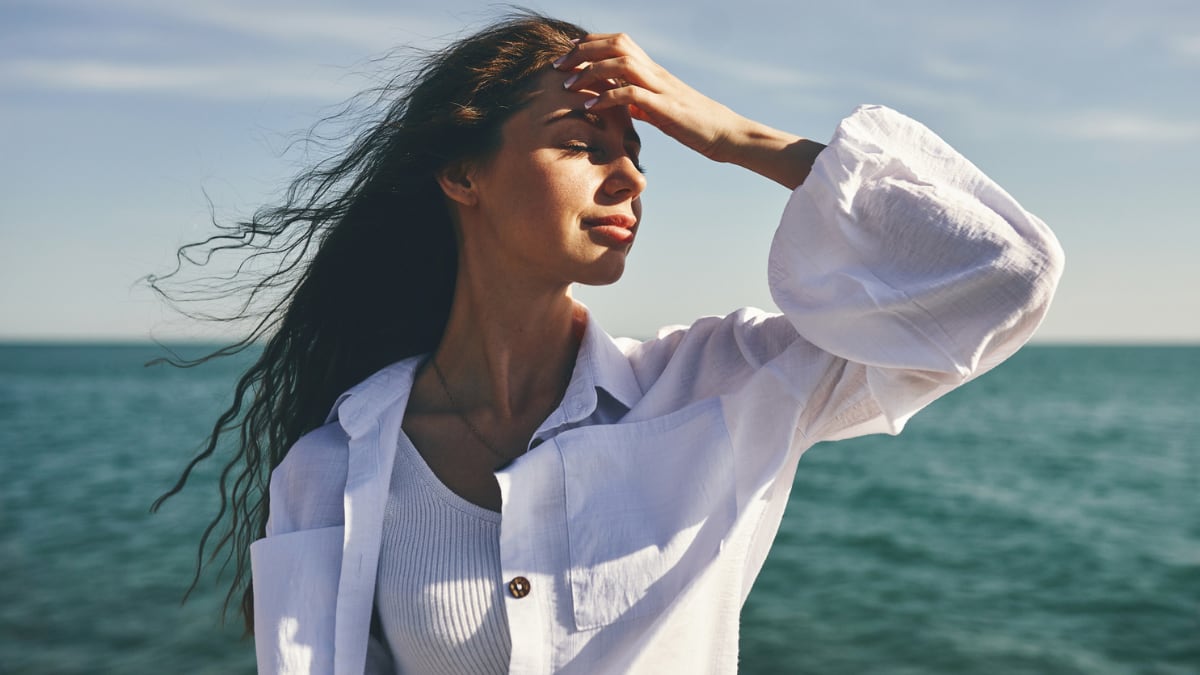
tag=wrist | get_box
[718,119,826,190]
[708,117,777,164]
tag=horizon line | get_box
[1,337,1198,349]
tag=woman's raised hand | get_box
[554,33,825,189]
[554,33,743,162]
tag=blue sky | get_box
[2,0,1198,343]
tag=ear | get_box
[436,161,479,207]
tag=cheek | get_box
[485,153,594,233]
[535,167,591,217]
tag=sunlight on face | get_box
[458,69,647,289]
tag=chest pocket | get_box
[556,398,737,631]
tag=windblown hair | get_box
[150,12,587,633]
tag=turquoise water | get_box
[2,344,1197,673]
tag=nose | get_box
[603,154,647,200]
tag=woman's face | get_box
[454,68,647,288]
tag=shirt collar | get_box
[325,354,423,437]
[327,309,644,435]
[554,309,643,425]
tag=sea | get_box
[1,343,1196,674]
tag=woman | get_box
[155,13,1063,675]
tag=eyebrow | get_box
[546,109,642,147]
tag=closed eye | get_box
[563,142,601,155]
[563,143,647,174]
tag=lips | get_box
[583,214,637,245]
[584,214,637,229]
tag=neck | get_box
[433,261,583,420]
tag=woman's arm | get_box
[713,122,827,190]
[560,34,1063,601]
[560,32,1064,440]
[555,33,825,189]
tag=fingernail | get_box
[583,97,599,110]
[570,38,581,44]
[552,55,567,69]
[563,73,580,89]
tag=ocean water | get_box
[1,344,1196,674]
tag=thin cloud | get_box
[920,56,990,83]
[21,0,458,51]
[1168,33,1200,63]
[1051,110,1200,143]
[0,58,361,101]
[137,2,456,51]
[635,30,825,89]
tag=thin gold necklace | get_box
[429,357,519,462]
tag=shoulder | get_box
[624,308,809,375]
[283,420,351,469]
[612,307,825,411]
[266,421,351,535]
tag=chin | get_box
[574,255,627,287]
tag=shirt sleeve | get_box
[766,104,1064,441]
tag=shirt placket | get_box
[497,382,596,674]
[496,442,570,675]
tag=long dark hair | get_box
[150,12,587,633]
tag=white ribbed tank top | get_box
[375,432,511,674]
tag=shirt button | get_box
[508,576,531,599]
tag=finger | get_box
[585,86,692,145]
[552,32,645,72]
[582,83,653,116]
[551,41,583,71]
[563,56,657,94]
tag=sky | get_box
[2,0,1198,343]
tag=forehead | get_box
[508,70,637,139]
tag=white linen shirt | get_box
[250,105,1065,674]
